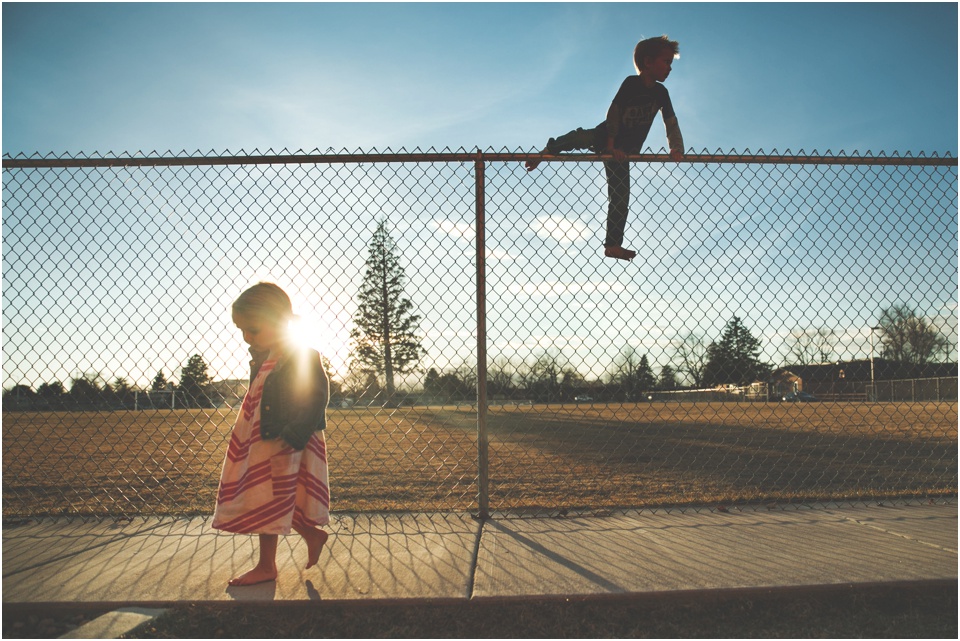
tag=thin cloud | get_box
[531,215,591,244]
[434,220,474,239]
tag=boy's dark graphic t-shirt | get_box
[599,76,677,153]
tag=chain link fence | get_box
[3,149,957,518]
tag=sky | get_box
[2,2,958,391]
[3,2,958,156]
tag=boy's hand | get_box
[606,147,627,162]
[670,149,684,162]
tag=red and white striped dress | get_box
[212,356,330,534]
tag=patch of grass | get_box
[114,583,957,638]
[3,402,956,517]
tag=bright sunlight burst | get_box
[287,307,352,378]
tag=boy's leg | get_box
[548,127,598,153]
[526,127,598,171]
[603,160,634,259]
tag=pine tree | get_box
[179,354,211,407]
[703,316,770,386]
[151,370,168,391]
[658,365,678,390]
[611,347,656,401]
[349,219,424,403]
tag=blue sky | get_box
[2,3,958,390]
[3,2,958,156]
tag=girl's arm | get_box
[278,349,329,450]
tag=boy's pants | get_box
[546,127,630,248]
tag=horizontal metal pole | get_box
[482,153,958,167]
[3,151,956,169]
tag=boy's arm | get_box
[661,87,684,161]
[664,114,684,161]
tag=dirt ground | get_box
[3,401,956,517]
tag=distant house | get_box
[769,370,802,398]
[769,360,958,400]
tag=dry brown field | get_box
[3,401,956,517]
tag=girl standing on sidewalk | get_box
[212,282,331,586]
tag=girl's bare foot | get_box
[228,565,278,586]
[297,526,329,569]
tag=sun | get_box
[288,315,329,355]
[287,312,350,379]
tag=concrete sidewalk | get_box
[3,502,956,605]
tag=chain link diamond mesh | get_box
[2,149,956,518]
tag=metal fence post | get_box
[475,153,490,519]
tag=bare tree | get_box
[520,351,564,401]
[877,304,950,365]
[342,365,382,404]
[487,357,515,396]
[786,327,837,366]
[609,346,655,401]
[452,360,478,391]
[673,332,709,388]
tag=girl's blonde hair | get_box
[232,282,293,325]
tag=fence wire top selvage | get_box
[3,152,957,169]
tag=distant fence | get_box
[868,377,959,402]
[2,149,957,518]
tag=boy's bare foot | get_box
[228,565,278,586]
[604,246,636,261]
[299,527,329,569]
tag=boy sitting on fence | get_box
[526,35,685,261]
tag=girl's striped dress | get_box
[212,356,330,534]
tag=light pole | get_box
[869,326,881,400]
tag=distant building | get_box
[769,360,958,400]
[208,379,248,408]
[769,370,802,398]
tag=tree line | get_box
[3,354,215,410]
[4,220,954,408]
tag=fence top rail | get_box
[3,151,957,169]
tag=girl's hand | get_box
[670,149,684,162]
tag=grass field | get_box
[3,401,956,517]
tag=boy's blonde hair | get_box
[633,35,680,74]
[232,282,293,325]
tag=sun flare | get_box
[287,312,350,379]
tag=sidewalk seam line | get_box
[840,516,958,554]
[466,517,485,600]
